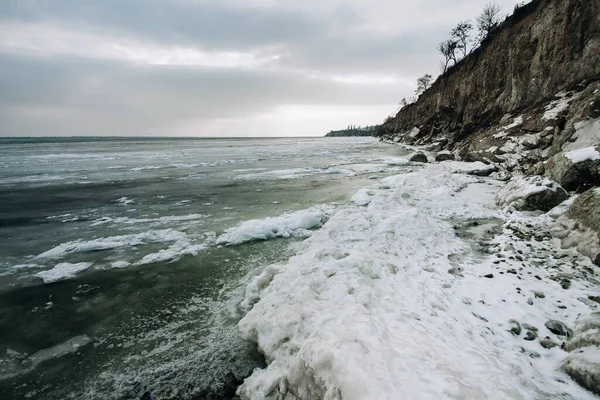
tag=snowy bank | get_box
[237,163,599,400]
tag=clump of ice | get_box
[36,229,189,260]
[216,205,335,246]
[136,240,206,265]
[35,262,93,283]
[350,189,376,206]
[563,146,600,163]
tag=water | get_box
[0,137,410,399]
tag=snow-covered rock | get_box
[545,145,600,191]
[564,313,600,352]
[495,176,568,211]
[562,347,600,396]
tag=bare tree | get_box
[451,20,473,58]
[415,74,433,97]
[438,39,458,72]
[476,2,501,42]
[399,98,409,109]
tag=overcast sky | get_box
[0,0,520,137]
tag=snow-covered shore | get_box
[237,161,599,399]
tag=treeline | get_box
[325,125,376,137]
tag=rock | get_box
[545,319,573,337]
[545,146,600,192]
[540,337,558,349]
[527,298,534,305]
[435,151,455,162]
[524,330,537,341]
[560,188,600,266]
[495,176,569,212]
[533,290,545,299]
[484,273,494,278]
[564,312,600,352]
[522,323,538,332]
[409,152,428,163]
[561,347,600,396]
[509,319,522,335]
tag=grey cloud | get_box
[0,0,328,51]
[0,53,405,136]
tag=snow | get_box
[543,96,572,121]
[563,118,600,152]
[238,163,598,399]
[216,205,335,246]
[504,115,523,130]
[548,195,579,220]
[35,262,93,283]
[564,146,600,163]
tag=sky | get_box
[0,0,521,137]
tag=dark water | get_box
[0,137,409,399]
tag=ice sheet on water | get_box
[237,163,597,400]
[216,205,336,246]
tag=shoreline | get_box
[234,147,600,399]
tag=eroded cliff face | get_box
[377,0,600,170]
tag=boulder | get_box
[545,319,573,338]
[561,347,600,396]
[552,188,600,265]
[496,176,569,211]
[435,151,455,162]
[409,152,428,163]
[545,146,600,192]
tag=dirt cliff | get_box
[376,0,600,172]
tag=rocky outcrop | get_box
[377,0,600,174]
[545,146,600,191]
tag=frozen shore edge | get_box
[235,154,600,399]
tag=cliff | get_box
[377,0,600,171]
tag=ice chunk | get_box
[216,205,335,246]
[35,262,93,283]
[36,229,189,259]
